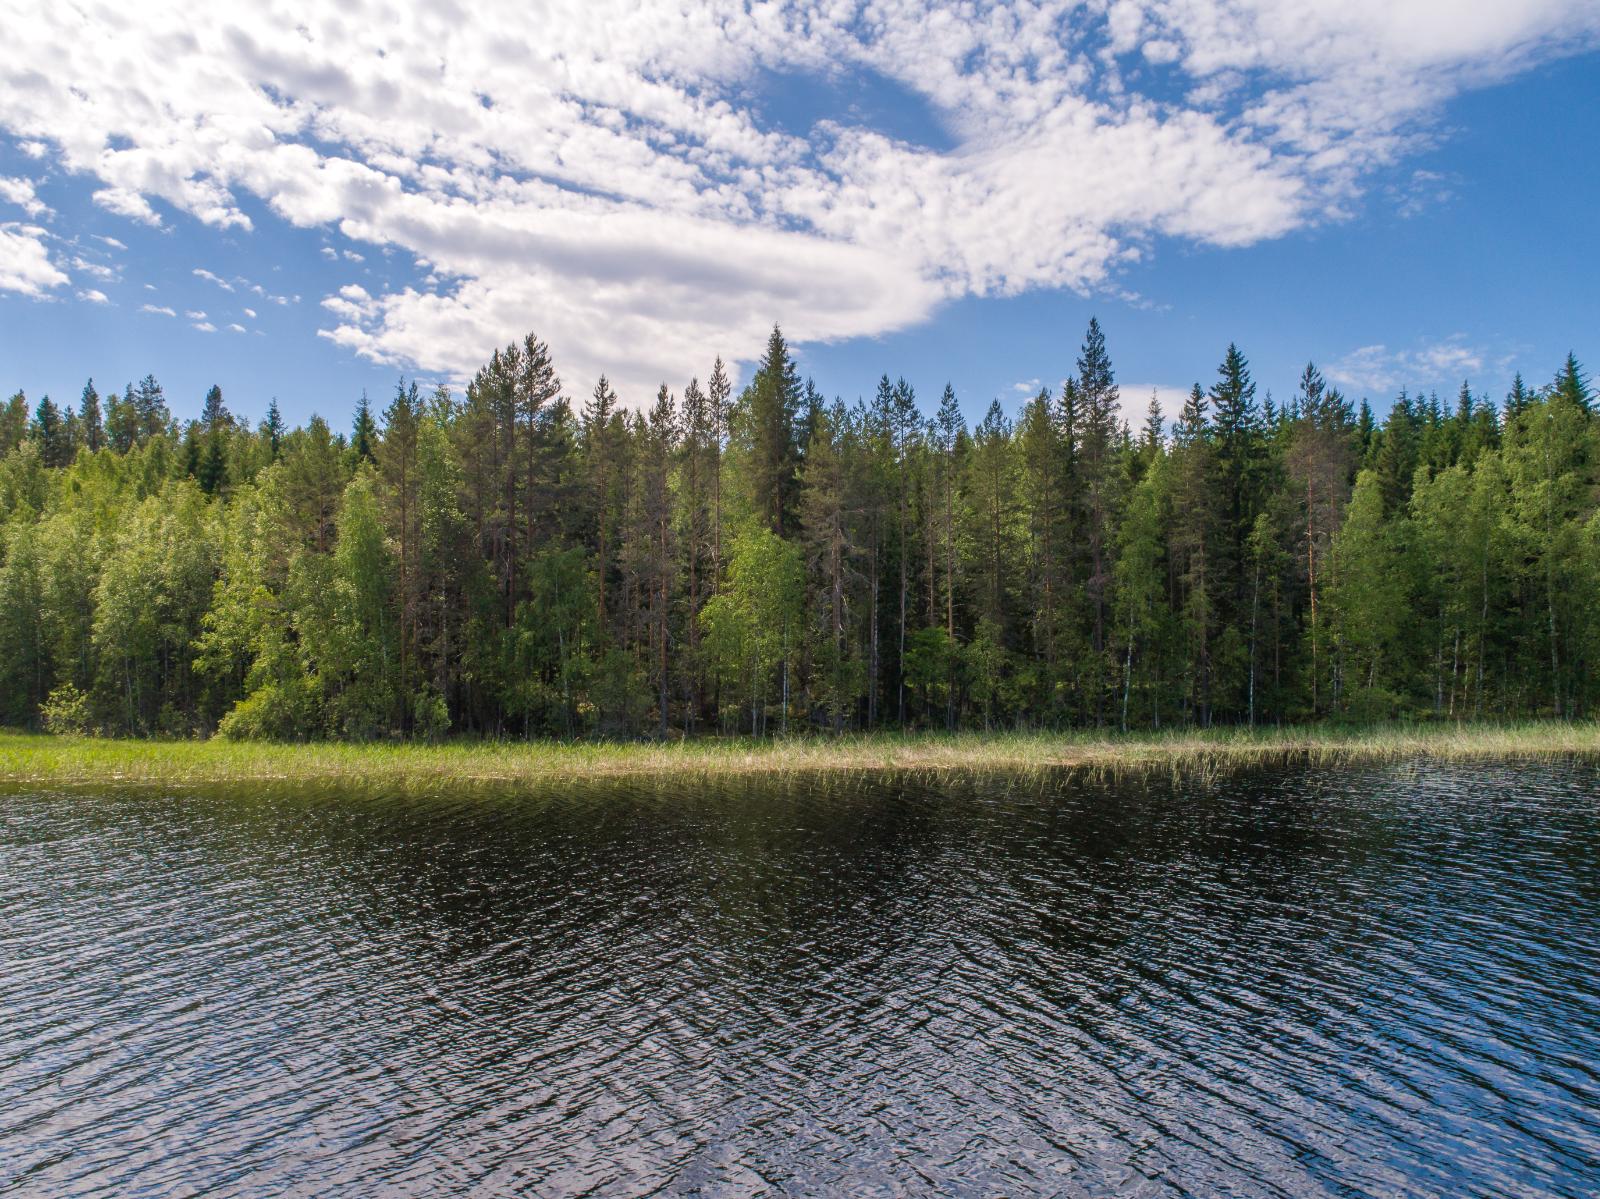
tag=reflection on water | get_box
[2,763,1598,1196]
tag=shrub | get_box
[40,683,94,736]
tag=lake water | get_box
[2,762,1598,1197]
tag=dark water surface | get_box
[3,762,1599,1197]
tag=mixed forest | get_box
[0,320,1596,741]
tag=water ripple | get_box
[2,763,1599,1196]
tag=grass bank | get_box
[1,723,1598,790]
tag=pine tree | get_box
[707,355,731,580]
[1505,372,1533,423]
[1170,383,1217,723]
[746,324,800,536]
[966,400,1017,635]
[1373,393,1420,516]
[31,395,68,468]
[279,415,348,553]
[1284,368,1353,715]
[379,379,422,724]
[106,384,139,454]
[133,375,170,442]
[263,398,285,459]
[350,392,378,465]
[201,384,230,431]
[197,428,228,496]
[641,385,677,736]
[1076,317,1123,721]
[679,376,717,726]
[1553,352,1591,412]
[886,376,919,725]
[1115,455,1169,730]
[799,402,858,731]
[79,379,105,453]
[1018,386,1066,708]
[584,375,621,639]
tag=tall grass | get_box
[1,722,1598,790]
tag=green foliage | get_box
[40,683,93,735]
[2,334,1598,742]
[701,523,804,733]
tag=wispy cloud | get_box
[193,267,235,291]
[1388,169,1459,219]
[71,256,116,281]
[140,302,176,316]
[1327,337,1491,396]
[77,287,109,303]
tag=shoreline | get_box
[2,723,1598,790]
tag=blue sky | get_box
[1,2,1597,432]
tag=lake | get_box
[2,762,1598,1196]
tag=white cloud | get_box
[78,287,109,303]
[193,267,235,290]
[141,302,176,316]
[71,255,116,280]
[226,321,246,332]
[0,175,50,218]
[0,223,68,295]
[185,308,207,319]
[1327,337,1488,395]
[92,187,161,226]
[242,306,256,318]
[0,0,1595,397]
[193,320,217,332]
[94,234,127,250]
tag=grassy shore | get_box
[1,722,1598,790]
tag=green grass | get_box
[2,722,1598,790]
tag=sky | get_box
[0,0,1597,431]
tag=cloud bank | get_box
[1,0,1596,397]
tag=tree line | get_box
[0,321,1595,740]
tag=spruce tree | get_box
[1076,317,1122,718]
[79,379,105,452]
[263,398,285,459]
[1553,352,1591,411]
[350,392,378,464]
[201,384,230,431]
[31,395,67,468]
[747,324,800,536]
[133,375,170,442]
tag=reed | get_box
[1,722,1598,790]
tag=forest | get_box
[0,320,1595,742]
